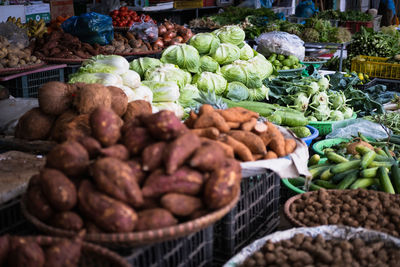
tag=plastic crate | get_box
[351,55,400,80]
[308,113,357,136]
[0,65,66,98]
[342,20,373,34]
[64,64,81,82]
[357,78,400,91]
[121,226,213,267]
[0,197,35,235]
[213,171,280,264]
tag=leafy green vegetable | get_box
[129,57,162,79]
[142,81,180,102]
[239,42,254,60]
[80,55,130,75]
[225,82,249,101]
[144,64,191,89]
[130,85,153,103]
[213,25,246,45]
[247,54,274,80]
[189,33,220,55]
[152,102,184,119]
[120,70,141,89]
[161,44,200,73]
[199,56,220,73]
[221,60,263,88]
[69,72,123,86]
[212,43,240,65]
[248,85,269,101]
[192,72,227,95]
[179,84,199,108]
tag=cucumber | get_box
[353,154,361,159]
[314,180,336,189]
[369,161,394,168]
[384,146,394,158]
[287,177,322,191]
[331,169,358,184]
[391,165,400,194]
[378,166,395,194]
[375,154,393,161]
[326,152,349,163]
[376,149,389,157]
[360,167,378,178]
[320,168,333,181]
[331,160,361,174]
[309,162,332,169]
[310,166,330,179]
[350,178,378,189]
[323,148,335,154]
[355,145,372,155]
[358,132,370,143]
[337,171,358,189]
[308,154,320,166]
[360,150,376,169]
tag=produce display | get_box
[0,36,42,68]
[239,232,400,267]
[289,189,400,237]
[365,113,400,135]
[6,17,47,38]
[267,53,303,71]
[110,6,155,28]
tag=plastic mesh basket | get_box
[121,226,213,267]
[64,65,81,82]
[213,171,280,264]
[351,55,400,80]
[308,113,357,136]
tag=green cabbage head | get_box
[141,81,180,102]
[144,64,191,89]
[199,56,220,73]
[248,85,269,101]
[178,84,200,108]
[212,43,240,65]
[221,60,262,88]
[239,42,254,60]
[189,33,220,55]
[247,54,273,80]
[192,72,227,95]
[129,57,162,79]
[226,82,249,102]
[213,25,245,46]
[161,44,200,73]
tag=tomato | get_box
[144,15,151,22]
[120,6,128,12]
[111,10,119,15]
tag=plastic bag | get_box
[295,0,318,18]
[62,12,114,45]
[255,31,305,60]
[0,22,29,47]
[129,15,158,43]
[326,119,391,140]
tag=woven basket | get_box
[21,190,240,247]
[0,63,45,75]
[22,236,129,267]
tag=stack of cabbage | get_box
[130,25,274,114]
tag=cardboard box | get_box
[50,0,74,20]
[25,3,51,23]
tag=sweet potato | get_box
[142,167,203,197]
[161,193,203,217]
[50,110,77,142]
[123,126,153,155]
[198,104,215,115]
[217,107,259,123]
[189,144,225,172]
[15,108,54,140]
[50,211,84,231]
[92,157,143,207]
[8,239,45,267]
[241,118,258,131]
[99,144,129,160]
[77,136,101,158]
[0,235,9,266]
[142,110,187,140]
[190,127,220,139]
[253,121,268,134]
[38,81,76,115]
[184,111,198,128]
[107,86,128,116]
[44,237,82,267]
[253,154,264,160]
[200,138,235,159]
[142,142,166,171]
[73,83,112,114]
[136,208,178,231]
[78,180,138,233]
[63,114,91,141]
[264,151,278,160]
[126,160,146,184]
[164,132,201,174]
[123,100,152,122]
[27,185,54,221]
[204,158,241,209]
[46,140,89,176]
[219,135,254,161]
[40,168,77,211]
[265,122,285,157]
[227,121,240,129]
[194,111,230,133]
[285,138,297,155]
[85,221,103,233]
[228,130,266,155]
[190,209,209,220]
[90,107,123,147]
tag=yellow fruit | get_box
[365,74,369,79]
[358,73,364,80]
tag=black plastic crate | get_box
[357,78,400,91]
[0,196,35,235]
[2,67,65,98]
[64,64,81,82]
[122,226,213,267]
[280,179,297,205]
[213,171,280,264]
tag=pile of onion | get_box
[154,20,193,50]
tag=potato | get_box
[27,185,54,221]
[126,160,146,184]
[8,239,45,267]
[141,142,166,171]
[136,208,177,231]
[189,144,225,172]
[161,193,203,217]
[15,108,54,140]
[204,158,242,209]
[78,180,138,233]
[91,157,143,207]
[46,141,89,177]
[0,235,9,266]
[99,144,129,160]
[163,132,201,174]
[142,167,203,197]
[90,107,123,147]
[50,211,84,231]
[142,110,187,141]
[107,86,128,116]
[39,81,76,115]
[73,83,112,114]
[123,100,152,122]
[50,110,77,142]
[40,168,77,211]
[43,237,82,267]
[122,126,153,155]
[77,136,101,158]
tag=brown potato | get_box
[78,180,138,233]
[123,100,152,123]
[90,107,123,147]
[27,185,54,222]
[40,168,77,211]
[73,83,112,114]
[50,110,77,142]
[39,81,76,115]
[161,193,203,217]
[77,136,101,158]
[43,237,82,267]
[8,239,45,267]
[122,126,153,155]
[91,157,143,207]
[99,144,129,160]
[15,108,54,140]
[142,110,187,141]
[136,208,177,231]
[107,86,128,116]
[63,114,91,141]
[126,160,146,184]
[50,211,84,231]
[0,235,9,266]
[141,141,166,171]
[46,141,89,177]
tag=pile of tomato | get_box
[109,6,155,27]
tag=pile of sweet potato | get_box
[25,103,241,233]
[185,105,297,162]
[0,235,82,267]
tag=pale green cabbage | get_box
[226,82,249,101]
[131,85,153,103]
[213,25,245,46]
[120,70,141,89]
[178,84,199,108]
[79,55,129,75]
[212,43,240,65]
[248,85,269,101]
[199,56,220,73]
[129,57,162,78]
[189,33,220,55]
[69,72,123,86]
[152,102,184,119]
[247,54,273,80]
[221,60,262,88]
[144,64,191,89]
[239,42,254,60]
[192,72,227,95]
[161,44,200,73]
[141,81,180,102]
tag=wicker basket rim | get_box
[0,62,46,75]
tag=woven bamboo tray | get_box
[0,63,45,75]
[21,190,240,246]
[23,235,129,267]
[284,191,311,227]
